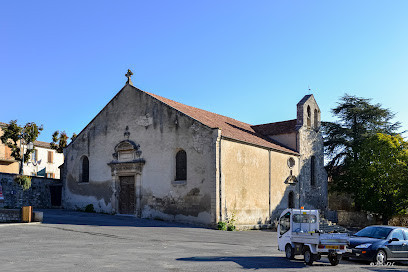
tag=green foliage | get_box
[13,175,32,191]
[50,131,69,153]
[71,133,77,142]
[84,204,95,213]
[323,95,402,211]
[217,212,237,231]
[0,120,43,174]
[217,221,227,230]
[338,133,408,222]
[323,94,401,172]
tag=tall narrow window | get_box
[288,191,294,208]
[314,109,319,129]
[32,149,38,162]
[307,106,311,128]
[311,156,316,186]
[175,150,187,181]
[81,156,89,183]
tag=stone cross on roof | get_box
[125,69,133,85]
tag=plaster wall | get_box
[23,147,64,179]
[269,132,297,151]
[0,127,19,174]
[63,85,217,225]
[220,139,300,226]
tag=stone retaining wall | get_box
[0,208,21,223]
[0,172,61,209]
[327,210,381,228]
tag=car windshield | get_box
[353,227,392,239]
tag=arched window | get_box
[288,191,295,208]
[80,156,89,183]
[175,150,187,181]
[307,106,311,128]
[310,156,316,186]
[314,109,319,130]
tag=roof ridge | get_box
[253,119,297,128]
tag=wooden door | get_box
[119,176,135,214]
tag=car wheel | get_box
[374,250,387,265]
[285,244,295,260]
[304,249,314,265]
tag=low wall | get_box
[0,172,61,209]
[389,215,408,227]
[0,208,21,223]
[336,210,381,228]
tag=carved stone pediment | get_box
[108,140,145,176]
[112,140,142,162]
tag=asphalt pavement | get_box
[0,209,406,272]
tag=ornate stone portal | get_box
[108,140,145,216]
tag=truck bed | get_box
[291,232,349,245]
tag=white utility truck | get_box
[277,208,349,266]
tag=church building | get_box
[62,70,327,228]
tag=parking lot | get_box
[0,210,406,272]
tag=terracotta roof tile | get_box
[34,140,51,149]
[252,119,297,136]
[143,89,298,155]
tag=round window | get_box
[287,157,295,169]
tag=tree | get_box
[338,133,408,222]
[50,131,69,153]
[0,120,43,174]
[50,131,77,153]
[323,94,401,172]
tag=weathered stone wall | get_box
[336,210,381,228]
[296,96,328,210]
[63,85,217,226]
[389,215,408,227]
[0,172,59,209]
[0,209,21,223]
[221,139,300,226]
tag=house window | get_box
[307,106,311,128]
[311,156,316,186]
[314,109,319,130]
[80,156,89,183]
[48,151,53,163]
[175,150,187,181]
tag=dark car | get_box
[345,225,408,264]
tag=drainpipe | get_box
[268,149,271,222]
[215,129,223,223]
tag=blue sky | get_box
[1,1,407,142]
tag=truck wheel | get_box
[303,249,314,265]
[285,244,295,260]
[328,253,340,266]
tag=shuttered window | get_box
[48,151,53,163]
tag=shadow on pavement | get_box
[37,209,203,229]
[178,256,310,269]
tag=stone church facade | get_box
[62,72,327,228]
